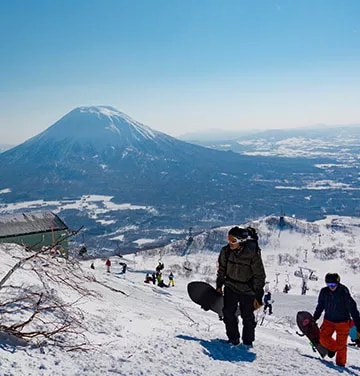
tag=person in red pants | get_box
[313,273,360,367]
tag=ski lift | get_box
[183,227,193,272]
[183,260,192,272]
[285,273,291,291]
[309,271,318,281]
[294,270,303,278]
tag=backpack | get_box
[245,226,259,243]
[224,226,261,261]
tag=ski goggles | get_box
[228,235,245,244]
[326,282,338,288]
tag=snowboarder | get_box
[156,261,164,273]
[144,273,152,283]
[156,272,162,285]
[216,226,266,347]
[168,272,175,287]
[90,262,95,270]
[105,258,111,273]
[313,273,360,367]
[263,291,273,315]
[120,262,127,273]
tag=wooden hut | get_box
[0,211,69,249]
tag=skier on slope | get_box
[313,273,360,367]
[263,291,273,315]
[105,258,111,273]
[168,272,175,287]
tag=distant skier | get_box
[105,258,111,273]
[168,272,175,287]
[90,262,95,270]
[156,272,162,285]
[263,292,273,315]
[156,261,164,273]
[120,262,127,274]
[313,273,360,367]
[283,284,290,293]
[301,280,308,295]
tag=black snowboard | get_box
[187,281,240,318]
[187,281,224,317]
[296,311,328,358]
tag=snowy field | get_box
[0,242,359,376]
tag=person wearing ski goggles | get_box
[216,226,266,348]
[313,273,360,367]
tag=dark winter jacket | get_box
[264,292,271,304]
[216,240,266,298]
[313,283,360,331]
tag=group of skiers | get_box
[89,258,127,274]
[214,225,360,367]
[144,261,175,288]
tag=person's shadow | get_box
[177,334,256,362]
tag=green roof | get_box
[0,212,68,238]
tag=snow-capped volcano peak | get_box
[79,105,125,118]
[2,104,193,171]
[77,105,153,135]
[56,105,159,142]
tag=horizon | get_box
[1,1,360,144]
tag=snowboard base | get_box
[296,311,328,358]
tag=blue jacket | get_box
[313,283,360,331]
[264,292,271,304]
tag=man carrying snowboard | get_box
[313,273,360,367]
[216,226,266,347]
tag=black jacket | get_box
[313,283,360,331]
[216,240,266,297]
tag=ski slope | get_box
[0,243,359,376]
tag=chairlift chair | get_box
[294,270,303,278]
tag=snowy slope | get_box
[0,221,360,376]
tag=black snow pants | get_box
[223,286,256,345]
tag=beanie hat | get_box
[228,226,249,239]
[325,273,340,284]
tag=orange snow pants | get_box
[319,319,350,366]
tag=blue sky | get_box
[1,0,360,144]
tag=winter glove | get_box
[216,287,223,296]
[253,289,264,310]
[253,298,262,310]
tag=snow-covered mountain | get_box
[1,105,199,164]
[0,143,14,153]
[0,215,359,375]
[179,124,360,160]
[1,106,360,252]
[0,105,276,205]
